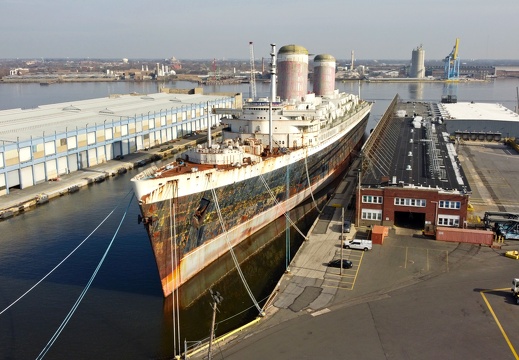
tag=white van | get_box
[343,239,372,251]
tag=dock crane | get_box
[249,41,257,99]
[444,38,460,80]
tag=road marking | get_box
[349,252,364,290]
[311,308,331,317]
[480,289,519,359]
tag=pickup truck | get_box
[343,239,372,251]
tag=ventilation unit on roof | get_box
[62,105,81,112]
[99,108,114,114]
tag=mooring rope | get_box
[169,181,181,358]
[304,148,323,213]
[210,188,263,316]
[36,193,134,359]
[258,174,307,240]
[0,190,133,317]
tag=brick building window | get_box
[394,198,426,207]
[361,209,382,220]
[362,195,383,204]
[438,215,460,226]
[439,201,461,209]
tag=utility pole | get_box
[340,207,344,275]
[208,289,223,360]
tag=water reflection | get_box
[408,82,424,100]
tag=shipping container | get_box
[435,227,494,246]
[371,225,389,245]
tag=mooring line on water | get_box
[210,188,264,316]
[0,189,134,317]
[36,193,134,360]
[215,294,271,326]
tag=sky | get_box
[2,0,518,61]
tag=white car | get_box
[343,239,372,251]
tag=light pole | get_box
[356,166,362,227]
[340,206,344,275]
[208,288,223,360]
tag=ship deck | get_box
[152,148,289,179]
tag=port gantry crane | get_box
[444,38,460,81]
[249,41,257,99]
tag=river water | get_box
[0,79,517,359]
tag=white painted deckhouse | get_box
[0,91,235,196]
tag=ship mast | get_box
[269,43,277,152]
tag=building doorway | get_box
[394,211,425,229]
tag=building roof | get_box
[440,102,519,122]
[362,101,471,194]
[0,92,228,143]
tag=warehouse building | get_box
[0,91,238,196]
[439,101,519,139]
[357,96,471,229]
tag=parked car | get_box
[343,239,372,251]
[343,220,351,233]
[328,259,353,269]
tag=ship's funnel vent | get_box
[313,54,336,96]
[277,45,308,101]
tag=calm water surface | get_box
[0,79,517,359]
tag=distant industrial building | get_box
[409,45,425,78]
[0,91,238,196]
[494,66,519,78]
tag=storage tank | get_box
[277,44,309,101]
[410,45,425,78]
[313,54,336,96]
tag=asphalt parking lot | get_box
[216,230,519,360]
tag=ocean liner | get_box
[131,44,372,297]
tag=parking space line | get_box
[324,250,365,291]
[349,252,364,290]
[480,289,519,359]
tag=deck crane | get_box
[249,41,257,99]
[444,38,460,80]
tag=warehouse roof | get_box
[362,101,471,194]
[0,92,229,143]
[440,102,519,122]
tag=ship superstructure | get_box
[131,44,372,297]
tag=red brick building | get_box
[358,187,469,228]
[356,98,470,230]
